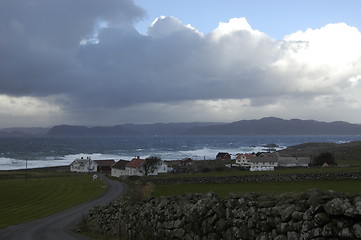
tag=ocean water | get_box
[1,135,361,170]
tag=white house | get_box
[112,157,169,177]
[278,157,310,167]
[156,161,168,174]
[70,157,97,173]
[125,158,145,176]
[111,160,128,177]
[249,153,278,171]
[235,153,255,167]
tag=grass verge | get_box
[153,179,361,198]
[0,173,107,229]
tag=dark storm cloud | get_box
[0,1,279,109]
[1,0,361,126]
[0,0,144,97]
[68,16,281,109]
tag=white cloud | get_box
[210,17,264,41]
[275,23,361,93]
[148,16,202,38]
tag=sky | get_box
[1,0,361,127]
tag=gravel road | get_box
[0,174,126,240]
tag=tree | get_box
[141,156,161,176]
[312,152,336,166]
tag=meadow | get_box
[0,171,106,229]
[152,179,361,198]
[151,166,361,198]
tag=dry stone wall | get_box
[147,171,361,185]
[85,189,361,240]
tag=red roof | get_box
[94,159,115,167]
[236,154,255,160]
[126,158,144,168]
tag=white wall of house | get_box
[278,157,310,167]
[111,168,126,177]
[111,160,168,177]
[236,158,251,166]
[125,166,144,176]
[250,161,278,168]
[156,161,168,174]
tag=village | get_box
[69,151,311,177]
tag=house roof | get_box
[93,159,116,167]
[278,157,310,165]
[181,158,193,164]
[112,160,128,170]
[126,158,144,168]
[216,152,231,158]
[236,154,255,159]
[251,156,278,163]
[71,158,96,166]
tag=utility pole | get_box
[25,158,28,180]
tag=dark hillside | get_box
[278,141,361,162]
[188,117,361,135]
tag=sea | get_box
[1,135,361,170]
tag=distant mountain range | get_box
[47,122,221,136]
[46,117,361,136]
[187,117,361,135]
[0,127,49,137]
[2,117,361,136]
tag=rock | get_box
[309,227,322,238]
[256,233,269,240]
[223,227,236,240]
[259,200,276,208]
[324,198,352,216]
[353,223,361,238]
[281,205,296,222]
[291,211,304,222]
[215,218,227,232]
[273,235,287,240]
[338,227,353,238]
[287,231,299,240]
[207,232,219,240]
[173,228,185,239]
[322,223,336,237]
[314,212,330,226]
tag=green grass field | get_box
[152,179,361,198]
[0,173,107,229]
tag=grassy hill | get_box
[278,141,361,165]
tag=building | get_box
[235,153,255,167]
[249,153,278,171]
[111,157,168,177]
[278,157,310,167]
[70,157,97,173]
[125,157,145,176]
[157,161,168,174]
[216,152,232,160]
[111,160,128,177]
[94,159,115,172]
[180,158,193,166]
